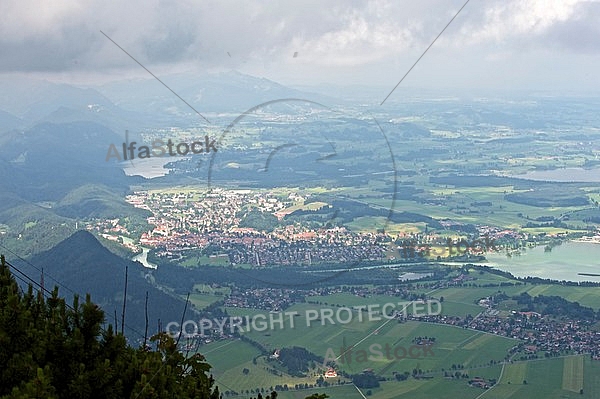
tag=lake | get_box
[485,241,600,282]
[122,157,173,178]
[514,167,600,183]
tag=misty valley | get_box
[2,73,600,398]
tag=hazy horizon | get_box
[1,0,599,98]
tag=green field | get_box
[431,283,600,311]
[180,254,231,267]
[206,299,518,393]
[209,355,600,399]
[563,355,584,392]
[187,292,224,309]
[202,282,600,397]
[202,339,324,394]
[477,356,590,399]
[184,283,229,309]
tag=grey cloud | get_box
[0,0,597,93]
[543,1,600,53]
[0,1,474,72]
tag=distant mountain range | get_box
[96,70,335,117]
[0,118,149,256]
[0,121,135,201]
[0,76,127,132]
[0,70,341,218]
[0,71,334,133]
[0,70,336,258]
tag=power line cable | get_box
[3,255,147,340]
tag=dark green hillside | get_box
[0,255,221,399]
[505,187,590,207]
[13,231,194,341]
[55,184,151,220]
[0,121,139,201]
[0,191,27,213]
[0,203,75,257]
[283,197,441,228]
[396,122,432,137]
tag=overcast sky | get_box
[1,0,599,94]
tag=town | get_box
[86,188,525,269]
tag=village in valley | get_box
[86,187,525,270]
[80,186,600,395]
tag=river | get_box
[120,236,157,269]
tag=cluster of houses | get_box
[88,188,528,270]
[123,189,391,265]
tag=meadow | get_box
[217,355,600,399]
[199,275,600,397]
[202,296,518,393]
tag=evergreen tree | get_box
[0,255,221,399]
